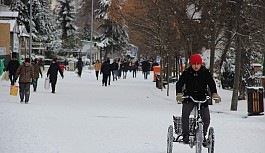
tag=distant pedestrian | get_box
[142,60,150,79]
[94,60,101,80]
[76,57,84,77]
[101,59,111,86]
[135,60,139,71]
[32,58,43,92]
[15,58,34,103]
[111,59,119,81]
[132,63,137,78]
[121,60,128,79]
[6,53,20,85]
[117,59,122,79]
[47,58,64,93]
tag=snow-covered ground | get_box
[0,68,265,153]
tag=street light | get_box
[89,0,94,69]
[29,0,32,62]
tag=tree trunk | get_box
[209,37,215,105]
[231,41,241,111]
[231,0,242,111]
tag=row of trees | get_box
[10,0,76,56]
[77,0,130,59]
[7,0,265,111]
[86,0,265,110]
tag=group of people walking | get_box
[5,53,64,103]
[4,55,152,102]
[95,59,142,87]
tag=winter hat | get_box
[12,52,17,59]
[25,58,30,63]
[189,54,202,65]
[52,57,57,62]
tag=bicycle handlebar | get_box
[182,96,210,104]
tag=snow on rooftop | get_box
[0,12,19,18]
[252,63,262,67]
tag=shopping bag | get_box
[1,71,9,81]
[10,85,18,96]
[44,77,50,90]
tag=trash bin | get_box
[153,66,160,82]
[247,87,264,116]
[156,73,162,89]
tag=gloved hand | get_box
[176,93,184,104]
[212,93,221,103]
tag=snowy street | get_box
[0,68,265,153]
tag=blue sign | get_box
[0,47,6,55]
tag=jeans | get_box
[112,70,118,81]
[32,78,38,91]
[143,71,148,79]
[19,83,30,102]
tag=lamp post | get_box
[89,0,94,69]
[29,0,32,62]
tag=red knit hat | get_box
[189,54,202,65]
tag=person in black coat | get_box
[101,59,111,86]
[47,58,64,93]
[76,58,84,77]
[141,60,150,79]
[6,53,20,85]
[111,59,119,81]
[176,54,221,145]
[121,60,128,79]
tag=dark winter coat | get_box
[101,61,111,75]
[6,59,20,75]
[111,62,119,71]
[142,60,150,72]
[176,66,217,107]
[47,62,64,84]
[121,62,128,72]
[32,63,43,79]
[76,60,84,70]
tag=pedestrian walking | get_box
[32,58,43,92]
[101,59,111,86]
[94,60,101,80]
[142,59,150,79]
[6,53,20,85]
[121,60,128,79]
[47,58,64,93]
[15,58,34,103]
[117,59,122,79]
[76,57,84,77]
[132,63,137,78]
[111,59,119,81]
